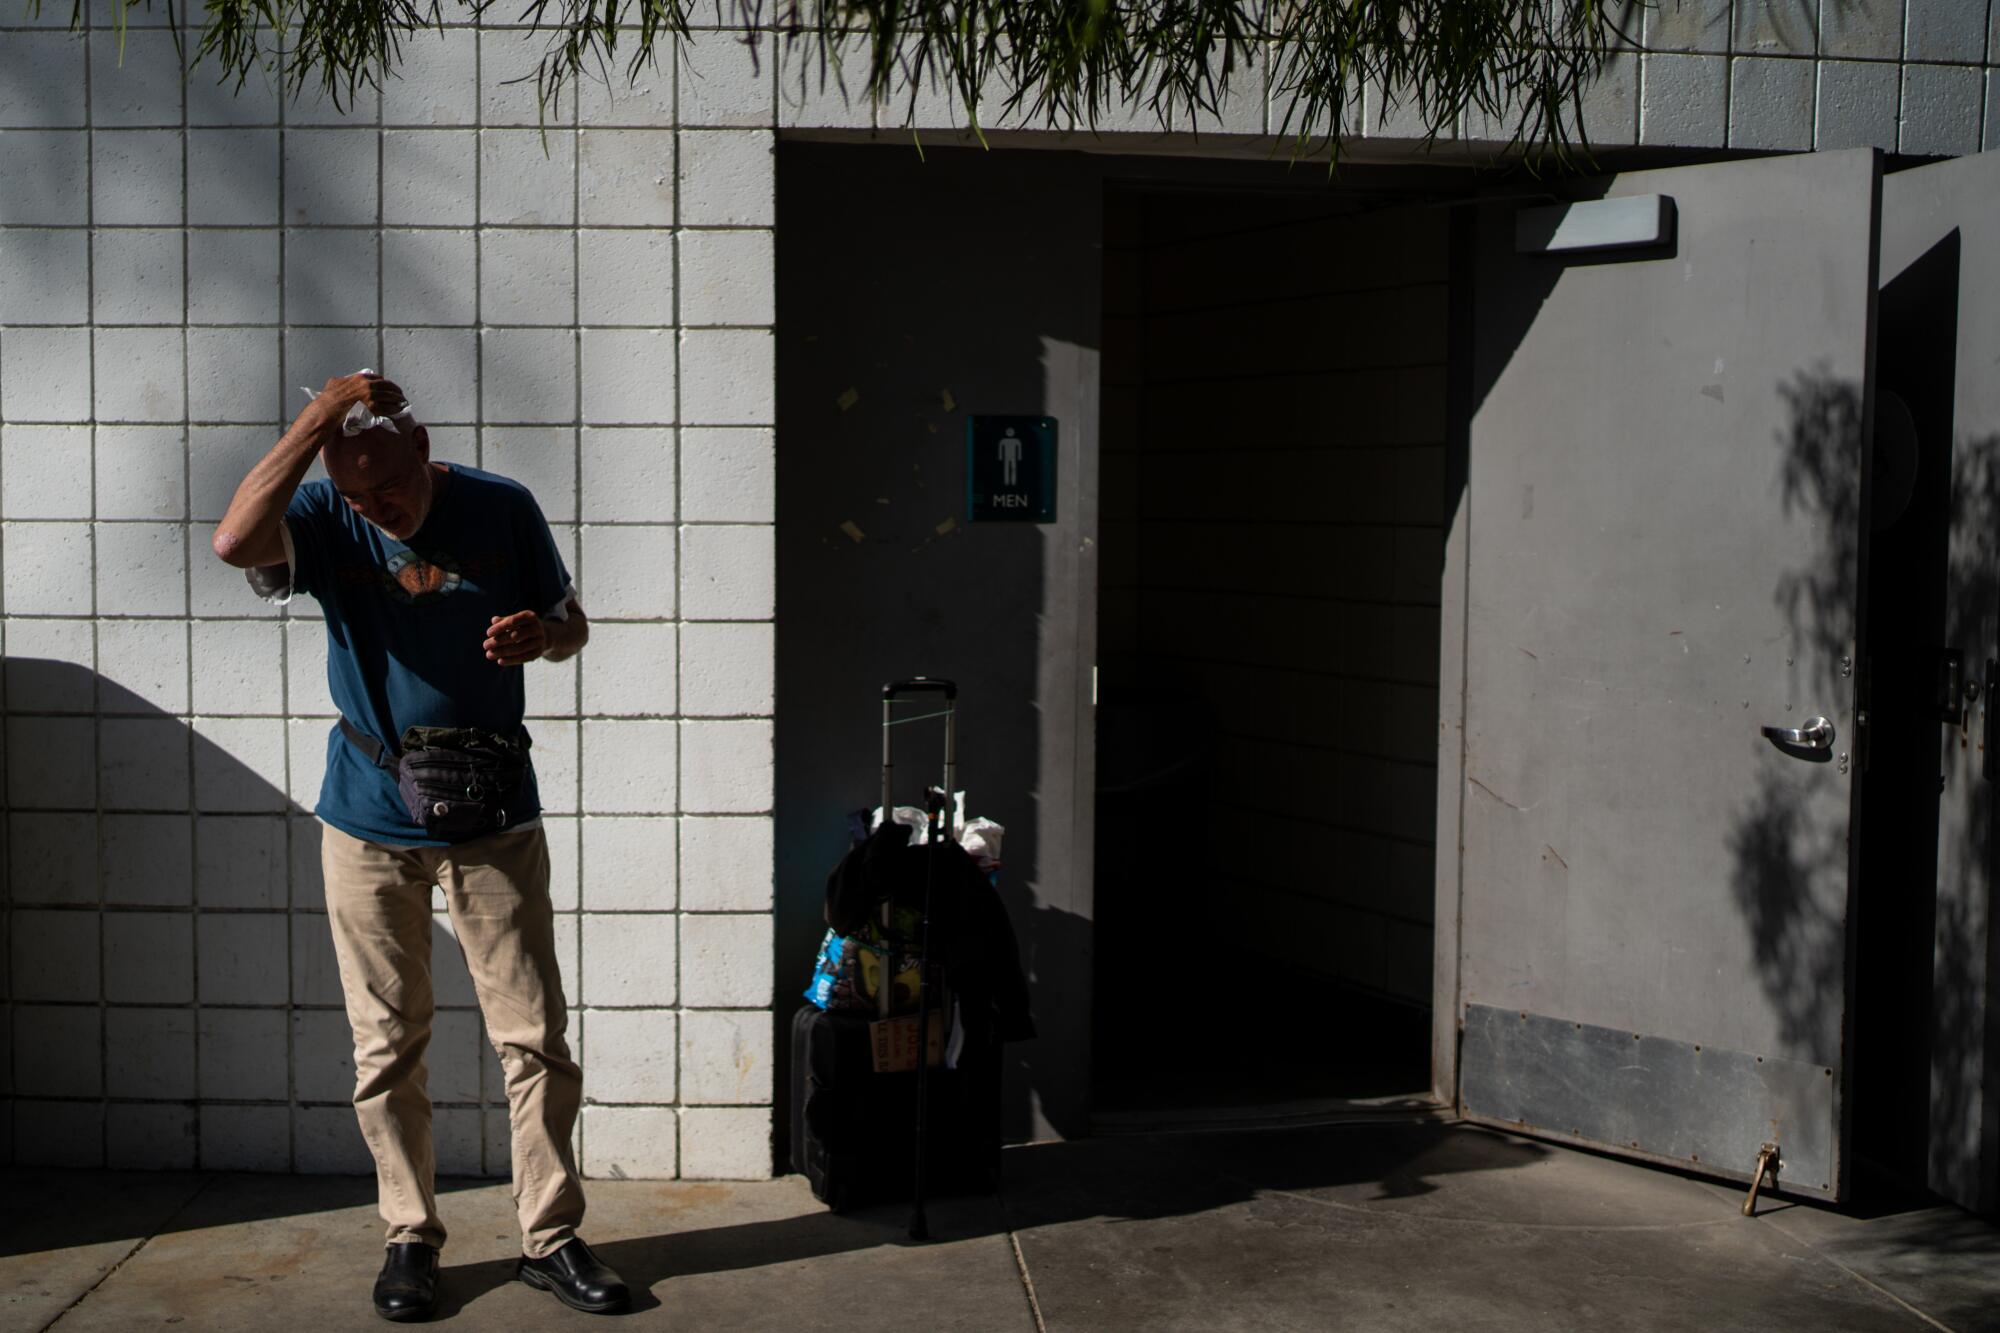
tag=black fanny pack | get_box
[340,717,532,838]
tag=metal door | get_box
[1879,150,2000,1214]
[1454,150,1880,1200]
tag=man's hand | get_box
[484,611,548,666]
[315,372,407,429]
[212,373,413,570]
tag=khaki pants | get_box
[321,821,584,1258]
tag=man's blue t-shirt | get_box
[283,465,572,846]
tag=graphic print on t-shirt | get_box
[384,548,463,603]
[334,547,517,605]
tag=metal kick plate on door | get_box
[1460,1005,1837,1196]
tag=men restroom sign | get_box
[967,415,1057,522]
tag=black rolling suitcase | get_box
[788,678,1004,1221]
[789,1002,1000,1211]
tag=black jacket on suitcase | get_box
[825,826,1037,1046]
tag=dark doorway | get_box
[1092,185,1449,1124]
[1850,229,1960,1202]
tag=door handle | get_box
[1761,716,1834,750]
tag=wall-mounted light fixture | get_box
[1515,194,1676,254]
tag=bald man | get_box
[214,372,628,1320]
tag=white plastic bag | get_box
[869,797,1004,870]
[959,819,1004,870]
[870,805,932,839]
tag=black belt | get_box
[339,716,400,772]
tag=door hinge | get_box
[1986,658,1997,782]
[1938,646,1966,723]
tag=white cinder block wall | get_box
[2,1,1997,1175]
[1,9,777,1179]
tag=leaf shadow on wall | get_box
[1725,368,1865,1065]
[1730,327,2000,1206]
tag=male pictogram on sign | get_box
[998,428,1022,486]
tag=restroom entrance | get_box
[1092,185,1454,1124]
[777,139,2000,1211]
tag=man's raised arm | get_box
[212,373,406,568]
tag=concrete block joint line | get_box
[0,0,1996,1197]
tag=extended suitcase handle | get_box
[883,678,957,700]
[881,678,958,840]
[880,678,960,1246]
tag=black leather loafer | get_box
[373,1242,440,1322]
[516,1237,631,1314]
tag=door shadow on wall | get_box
[2,658,499,1205]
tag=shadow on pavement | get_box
[427,1120,1546,1312]
[0,1172,500,1262]
[12,1120,2000,1330]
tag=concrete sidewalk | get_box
[6,1120,1999,1331]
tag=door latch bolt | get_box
[1741,1142,1781,1217]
